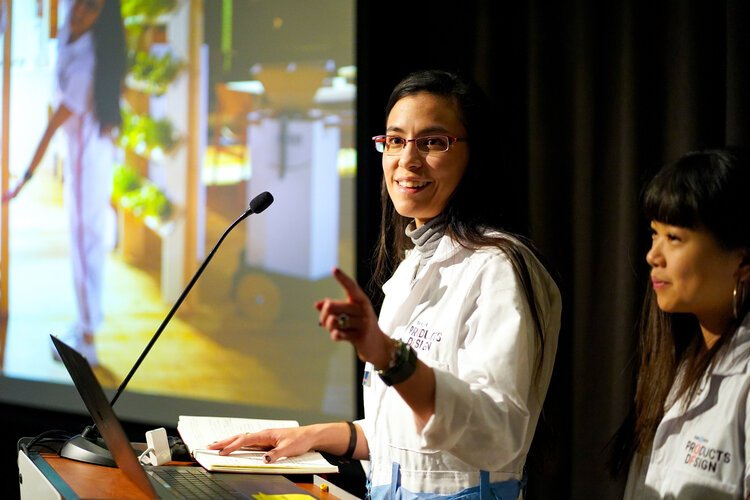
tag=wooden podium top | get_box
[27,452,340,499]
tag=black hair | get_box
[373,69,553,385]
[613,148,750,474]
[91,0,126,133]
[643,148,750,250]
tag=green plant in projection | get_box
[121,0,177,22]
[121,0,178,57]
[112,163,143,202]
[120,182,173,220]
[127,50,184,96]
[118,109,179,155]
[113,163,174,221]
[118,183,174,221]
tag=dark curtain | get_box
[357,0,750,498]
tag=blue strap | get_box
[374,463,522,499]
[391,461,401,498]
[29,453,80,499]
[479,470,490,499]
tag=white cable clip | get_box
[143,427,171,466]
[138,447,155,465]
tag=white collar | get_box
[712,312,750,376]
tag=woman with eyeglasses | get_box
[2,0,126,366]
[210,70,562,498]
[615,149,750,498]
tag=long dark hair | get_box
[91,0,126,133]
[373,70,551,382]
[617,148,750,470]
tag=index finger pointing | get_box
[333,267,366,302]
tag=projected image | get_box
[0,0,356,423]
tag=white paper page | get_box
[178,415,299,449]
[194,449,333,469]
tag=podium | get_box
[18,450,341,499]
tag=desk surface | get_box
[27,452,340,499]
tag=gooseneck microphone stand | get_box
[59,192,274,466]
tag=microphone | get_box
[59,192,274,466]
[248,190,273,214]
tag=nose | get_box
[398,141,424,170]
[646,240,663,268]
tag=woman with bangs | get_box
[620,148,750,498]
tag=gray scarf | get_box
[405,216,446,275]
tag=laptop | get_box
[50,334,315,499]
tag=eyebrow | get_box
[385,125,452,135]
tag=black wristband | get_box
[343,421,356,459]
[377,340,418,386]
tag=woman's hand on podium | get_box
[207,426,313,463]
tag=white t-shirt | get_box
[55,19,114,182]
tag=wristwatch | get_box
[377,340,417,386]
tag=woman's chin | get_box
[392,204,440,222]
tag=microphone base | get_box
[60,434,116,467]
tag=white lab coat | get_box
[624,313,750,499]
[56,21,115,334]
[360,231,561,497]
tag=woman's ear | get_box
[738,250,750,282]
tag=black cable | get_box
[18,430,73,456]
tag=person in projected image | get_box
[210,70,562,498]
[2,0,126,367]
[614,149,750,499]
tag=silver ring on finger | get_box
[336,313,351,330]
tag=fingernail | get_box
[264,455,271,463]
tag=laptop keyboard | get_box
[149,467,245,499]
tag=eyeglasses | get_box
[372,135,467,155]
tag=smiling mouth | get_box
[396,180,430,188]
[651,278,668,289]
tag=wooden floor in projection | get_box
[3,149,354,417]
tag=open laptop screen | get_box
[51,335,157,498]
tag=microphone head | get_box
[249,191,274,213]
